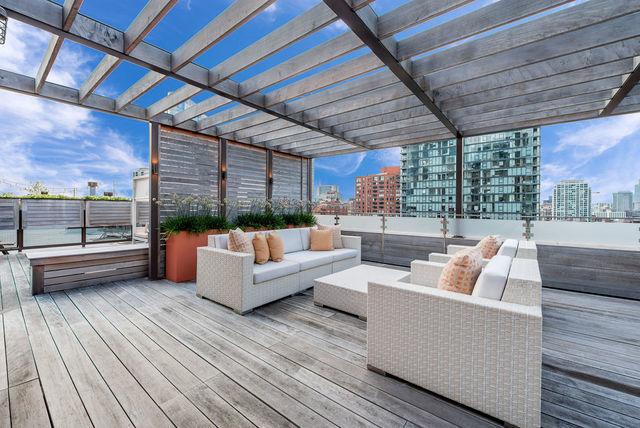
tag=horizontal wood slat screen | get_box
[22,199,83,229]
[0,200,18,230]
[86,201,132,227]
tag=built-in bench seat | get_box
[26,243,149,295]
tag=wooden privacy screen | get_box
[153,126,312,278]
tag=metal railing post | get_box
[17,199,24,252]
[522,217,534,241]
[81,200,87,247]
[440,215,449,254]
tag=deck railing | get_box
[0,198,137,252]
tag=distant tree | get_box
[24,181,49,195]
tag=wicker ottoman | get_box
[313,265,409,320]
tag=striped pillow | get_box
[228,228,255,262]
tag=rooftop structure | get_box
[0,1,639,427]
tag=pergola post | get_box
[455,134,463,218]
[149,122,161,280]
[266,149,274,202]
[219,138,228,218]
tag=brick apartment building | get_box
[354,166,401,214]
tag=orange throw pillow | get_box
[476,235,500,259]
[317,224,343,249]
[437,248,482,295]
[228,228,255,262]
[310,229,334,251]
[252,233,270,264]
[267,232,285,262]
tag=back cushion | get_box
[472,255,512,300]
[300,227,312,250]
[497,239,518,258]
[278,228,303,253]
[437,248,483,295]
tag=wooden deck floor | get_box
[0,254,638,427]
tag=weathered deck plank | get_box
[1,254,639,427]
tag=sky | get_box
[0,0,638,202]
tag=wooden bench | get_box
[26,244,149,295]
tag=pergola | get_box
[1,0,639,161]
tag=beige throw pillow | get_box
[437,248,483,295]
[310,229,334,251]
[267,232,285,262]
[317,224,343,249]
[476,235,501,259]
[252,233,270,264]
[228,228,255,262]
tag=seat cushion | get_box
[284,251,334,270]
[497,238,518,258]
[473,255,512,300]
[437,247,483,295]
[253,260,300,284]
[330,248,358,262]
[277,228,303,253]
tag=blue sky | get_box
[0,0,638,203]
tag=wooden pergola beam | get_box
[34,0,84,93]
[329,1,458,136]
[78,0,178,102]
[601,56,640,115]
[3,0,367,149]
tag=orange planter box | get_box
[165,230,222,283]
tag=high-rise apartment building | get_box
[316,184,340,202]
[355,166,400,214]
[552,180,591,219]
[612,191,633,212]
[635,180,640,211]
[401,128,540,219]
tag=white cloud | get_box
[0,21,146,197]
[370,147,401,165]
[314,152,367,176]
[553,113,640,161]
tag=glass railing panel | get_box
[385,216,442,236]
[533,220,639,249]
[316,214,383,233]
[24,227,82,247]
[453,218,523,240]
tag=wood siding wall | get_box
[158,129,219,220]
[344,230,640,300]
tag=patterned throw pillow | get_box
[476,235,501,259]
[317,224,343,249]
[252,233,270,265]
[267,232,285,262]
[228,228,255,262]
[437,248,483,295]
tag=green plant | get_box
[233,212,286,230]
[161,214,229,237]
[281,212,317,226]
[0,194,130,201]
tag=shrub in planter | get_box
[233,212,285,231]
[281,212,317,227]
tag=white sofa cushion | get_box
[278,229,303,253]
[284,250,334,270]
[497,239,518,258]
[253,260,300,284]
[330,248,358,262]
[472,255,511,300]
[300,227,312,250]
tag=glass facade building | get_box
[401,128,540,219]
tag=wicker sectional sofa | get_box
[196,227,361,314]
[367,255,542,428]
[428,238,538,266]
